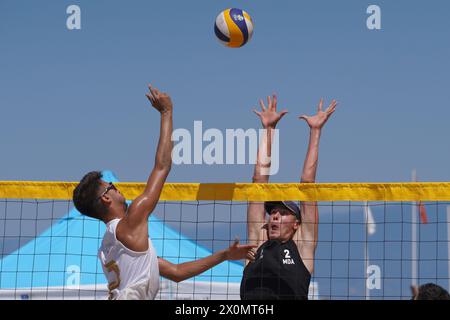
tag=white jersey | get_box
[98,218,160,300]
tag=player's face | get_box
[267,206,299,241]
[99,181,127,210]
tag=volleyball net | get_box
[1,179,450,300]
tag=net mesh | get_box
[1,182,450,300]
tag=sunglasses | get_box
[269,208,294,216]
[97,182,117,200]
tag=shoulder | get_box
[102,218,121,240]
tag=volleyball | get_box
[214,8,254,48]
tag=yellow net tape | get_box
[1,181,450,201]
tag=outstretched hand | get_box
[225,238,257,261]
[253,94,288,129]
[299,98,337,129]
[146,84,173,114]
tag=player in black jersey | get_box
[241,94,337,300]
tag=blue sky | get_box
[1,0,449,183]
[1,0,450,299]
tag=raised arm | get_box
[158,240,256,282]
[119,85,173,250]
[247,95,287,255]
[296,98,336,274]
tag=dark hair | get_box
[73,171,108,219]
[417,283,450,300]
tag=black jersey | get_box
[240,239,311,300]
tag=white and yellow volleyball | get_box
[214,8,254,48]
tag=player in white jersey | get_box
[73,84,255,299]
